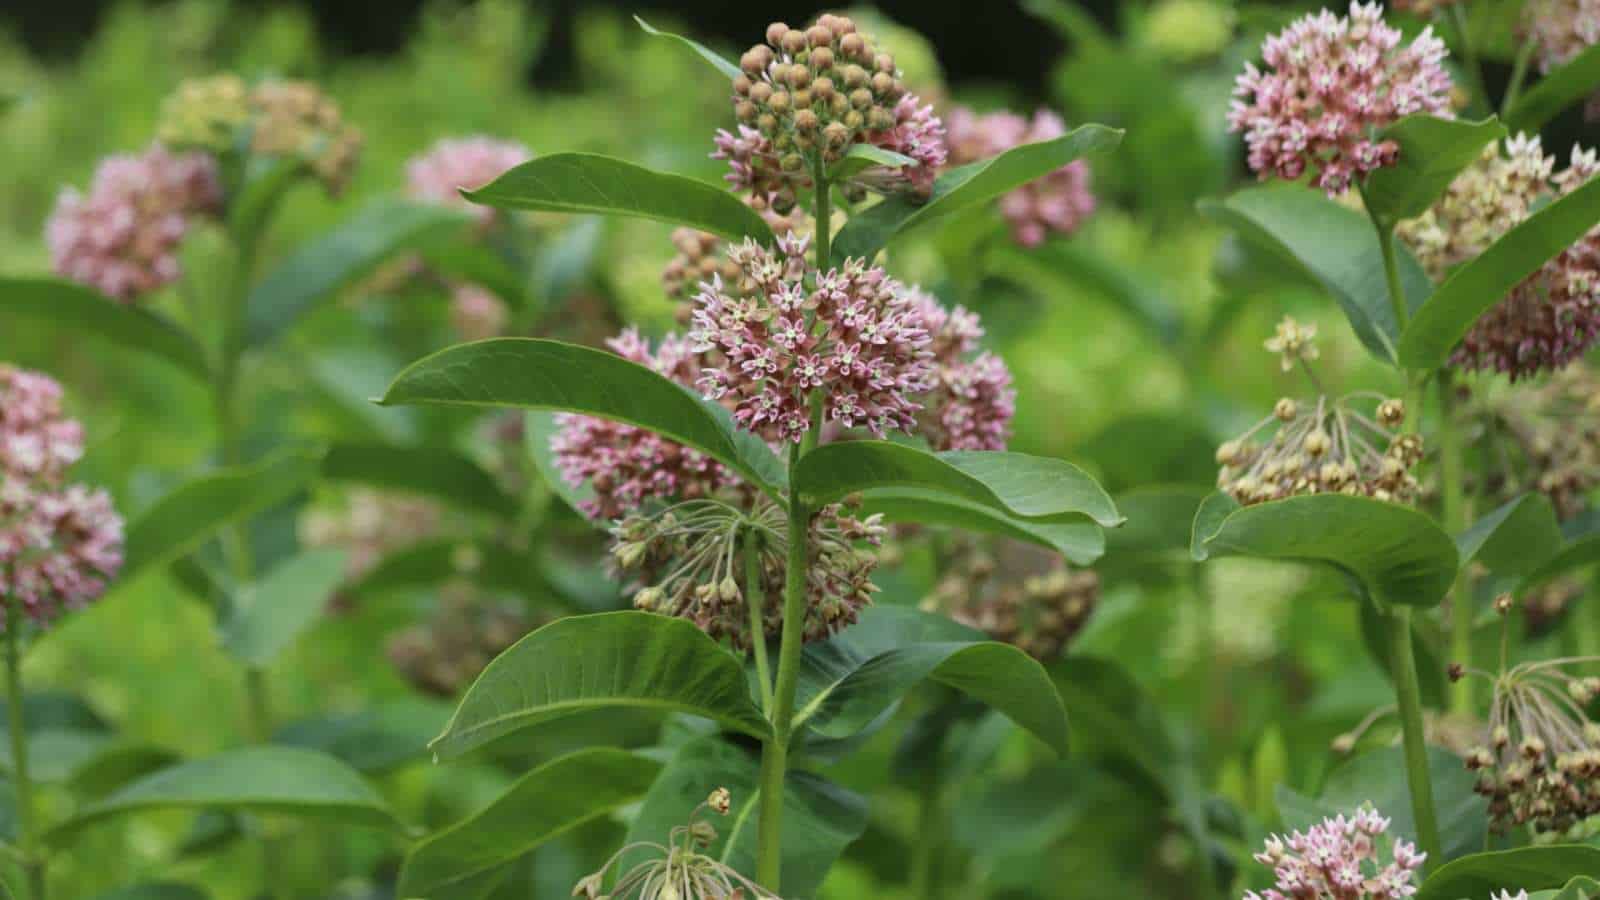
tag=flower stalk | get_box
[5,598,46,900]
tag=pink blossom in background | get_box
[405,136,532,221]
[1227,1,1452,195]
[1523,0,1600,74]
[908,290,1015,451]
[448,283,510,341]
[946,107,1095,246]
[46,145,221,302]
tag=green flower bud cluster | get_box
[157,74,250,153]
[733,15,907,172]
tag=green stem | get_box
[5,602,44,900]
[745,534,774,711]
[812,156,832,271]
[1502,35,1537,118]
[1390,607,1443,866]
[1374,216,1409,336]
[908,760,942,900]
[1439,373,1475,715]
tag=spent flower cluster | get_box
[924,537,1099,661]
[573,789,779,899]
[1228,2,1452,194]
[0,366,123,626]
[946,107,1096,246]
[1244,808,1425,900]
[386,581,537,697]
[1467,364,1600,521]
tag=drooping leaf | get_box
[274,700,451,774]
[1199,184,1432,363]
[1193,495,1458,608]
[431,612,770,761]
[398,748,662,900]
[634,15,742,80]
[46,746,401,846]
[122,452,321,579]
[218,548,347,667]
[1363,116,1505,227]
[622,736,867,899]
[1506,44,1600,132]
[860,489,1106,565]
[378,339,786,497]
[1399,172,1600,370]
[321,442,518,519]
[1416,846,1600,900]
[246,199,472,346]
[792,441,1120,527]
[791,606,1070,755]
[463,154,774,244]
[1457,493,1563,576]
[0,277,210,380]
[831,125,1123,264]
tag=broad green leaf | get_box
[1521,533,1600,592]
[622,736,867,899]
[634,15,742,80]
[1506,44,1600,132]
[274,700,451,774]
[828,143,920,182]
[525,410,597,518]
[218,548,347,667]
[861,489,1106,565]
[1457,494,1562,575]
[431,612,770,761]
[246,199,471,346]
[1364,116,1505,227]
[463,153,774,245]
[67,743,181,801]
[1399,172,1600,370]
[321,442,517,518]
[1199,184,1432,363]
[378,338,786,497]
[89,885,208,900]
[1282,746,1486,864]
[0,277,209,380]
[46,746,401,846]
[342,538,537,599]
[1416,846,1600,900]
[399,748,662,900]
[791,606,1070,755]
[1194,495,1459,608]
[122,452,320,578]
[793,441,1120,527]
[831,124,1123,264]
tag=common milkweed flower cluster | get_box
[1217,392,1420,505]
[1522,0,1600,75]
[573,788,780,899]
[1227,1,1452,194]
[945,107,1096,246]
[910,291,1016,451]
[46,146,222,302]
[1244,808,1425,900]
[1398,136,1600,380]
[405,136,532,222]
[0,366,123,626]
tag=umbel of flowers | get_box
[573,788,778,900]
[945,107,1096,246]
[1243,807,1425,900]
[0,366,123,626]
[1227,1,1452,194]
[1522,0,1600,75]
[1398,135,1600,380]
[923,536,1099,661]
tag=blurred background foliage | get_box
[1,0,1596,897]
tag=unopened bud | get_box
[1274,397,1297,421]
[708,786,732,815]
[1377,398,1405,427]
[719,576,741,603]
[1494,592,1515,615]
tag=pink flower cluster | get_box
[946,107,1095,246]
[1245,809,1424,900]
[910,291,1016,451]
[551,330,743,520]
[1524,0,1600,75]
[1228,2,1452,195]
[449,283,510,341]
[46,145,222,302]
[405,136,532,221]
[689,233,936,443]
[0,366,123,626]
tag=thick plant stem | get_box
[1390,608,1443,865]
[745,535,773,710]
[5,602,45,900]
[1439,373,1474,714]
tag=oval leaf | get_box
[0,277,210,380]
[1194,495,1459,608]
[378,338,786,497]
[793,441,1120,526]
[1417,846,1600,900]
[431,611,770,761]
[1399,172,1600,370]
[1364,116,1506,227]
[219,548,348,667]
[122,452,320,579]
[1457,493,1563,576]
[1199,184,1432,362]
[831,124,1123,264]
[321,442,517,519]
[861,489,1106,565]
[463,153,774,245]
[633,16,741,80]
[791,606,1070,755]
[399,748,663,900]
[46,746,400,846]
[246,199,472,347]
[1506,44,1600,132]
